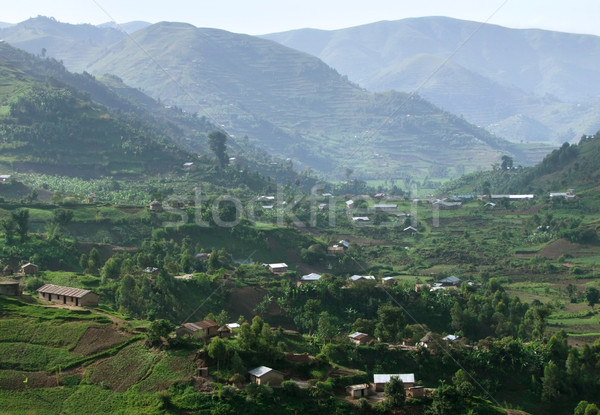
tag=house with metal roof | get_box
[373,373,415,391]
[248,366,285,386]
[176,320,219,340]
[37,284,98,307]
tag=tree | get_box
[52,208,74,232]
[146,319,174,346]
[374,305,406,343]
[585,287,599,308]
[208,337,230,372]
[384,376,406,410]
[541,361,563,401]
[501,155,514,170]
[1,218,16,245]
[316,311,337,343]
[12,209,29,241]
[208,131,229,168]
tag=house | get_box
[322,193,333,197]
[143,267,159,274]
[267,263,288,275]
[195,253,211,261]
[433,200,462,210]
[248,366,285,387]
[176,320,219,340]
[299,273,321,284]
[174,274,194,280]
[183,162,194,168]
[403,226,417,233]
[484,202,496,207]
[439,276,461,286]
[149,200,163,212]
[0,281,20,296]
[417,332,435,348]
[37,284,99,307]
[327,241,348,254]
[406,385,426,398]
[318,203,328,211]
[374,204,397,213]
[443,334,460,341]
[374,193,385,199]
[0,174,11,182]
[346,383,371,399]
[352,216,369,222]
[345,200,354,209]
[218,323,240,338]
[21,263,38,275]
[382,277,396,286]
[327,245,346,254]
[373,373,415,392]
[350,275,375,282]
[348,331,374,345]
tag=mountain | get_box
[0,22,14,29]
[97,20,151,33]
[0,42,194,178]
[0,16,126,72]
[262,17,600,144]
[81,21,548,181]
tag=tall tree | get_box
[208,131,229,168]
[384,376,406,410]
[12,209,29,241]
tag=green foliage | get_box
[383,375,406,410]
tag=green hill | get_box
[263,17,600,145]
[0,42,190,179]
[81,21,548,181]
[439,130,600,201]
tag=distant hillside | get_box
[0,16,125,72]
[263,17,600,144]
[440,129,600,198]
[0,42,192,178]
[97,21,151,33]
[82,21,547,181]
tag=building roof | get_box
[174,274,194,280]
[268,263,288,269]
[248,366,275,377]
[373,374,415,384]
[374,204,397,209]
[346,383,370,391]
[352,216,369,221]
[37,284,93,298]
[443,334,459,341]
[338,240,350,248]
[382,277,395,281]
[301,273,322,281]
[350,275,375,281]
[21,262,38,269]
[226,323,240,329]
[194,320,218,329]
[403,226,417,232]
[348,331,370,340]
[440,276,461,284]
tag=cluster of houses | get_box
[176,319,241,340]
[346,373,425,399]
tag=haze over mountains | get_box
[4,16,596,182]
[263,17,600,145]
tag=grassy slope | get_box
[85,22,548,181]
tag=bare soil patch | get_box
[72,325,131,356]
[537,238,588,259]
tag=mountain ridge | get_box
[262,16,600,145]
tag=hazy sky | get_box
[3,0,600,37]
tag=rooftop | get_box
[373,374,415,384]
[37,284,93,298]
